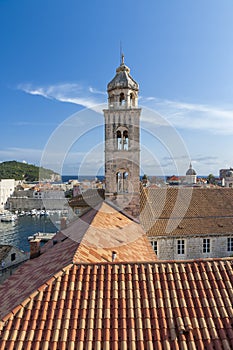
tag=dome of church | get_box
[107,55,139,92]
[186,163,197,176]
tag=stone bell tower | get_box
[103,55,141,217]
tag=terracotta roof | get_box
[68,188,104,208]
[0,201,156,320]
[0,258,233,349]
[140,187,233,236]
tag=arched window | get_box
[116,170,129,193]
[119,93,125,105]
[109,94,114,106]
[116,172,122,192]
[123,130,128,150]
[123,172,128,192]
[116,127,129,151]
[130,93,135,107]
[117,130,121,150]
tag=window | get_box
[151,241,157,255]
[116,128,128,151]
[177,239,185,255]
[116,170,129,193]
[119,92,125,105]
[11,253,16,261]
[117,130,122,150]
[227,237,233,252]
[203,238,210,253]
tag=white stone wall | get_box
[0,179,15,210]
[149,234,233,260]
[0,246,28,269]
[224,177,233,188]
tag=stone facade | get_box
[104,56,141,217]
[149,234,233,260]
[141,187,233,260]
[7,197,68,211]
[0,179,15,210]
[0,245,28,284]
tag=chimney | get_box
[112,251,117,262]
[30,239,41,259]
[60,217,67,230]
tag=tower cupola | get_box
[107,54,139,109]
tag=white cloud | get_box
[18,82,106,111]
[141,96,233,135]
[18,81,233,135]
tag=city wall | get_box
[7,197,68,211]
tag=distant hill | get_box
[0,161,60,182]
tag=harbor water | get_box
[0,214,61,252]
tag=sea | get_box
[0,214,61,253]
[0,176,100,253]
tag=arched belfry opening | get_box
[116,170,129,193]
[119,92,125,106]
[103,54,141,217]
[130,92,136,107]
[116,127,129,151]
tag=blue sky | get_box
[1,0,233,176]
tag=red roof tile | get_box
[0,201,156,320]
[1,259,233,349]
[141,187,233,236]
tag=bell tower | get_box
[103,55,141,217]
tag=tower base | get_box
[105,193,140,218]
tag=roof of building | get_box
[0,258,233,349]
[107,55,139,92]
[141,187,233,236]
[68,188,105,208]
[0,201,156,320]
[0,245,12,261]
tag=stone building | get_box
[103,55,141,217]
[141,187,233,260]
[220,168,233,188]
[0,179,15,210]
[0,245,28,283]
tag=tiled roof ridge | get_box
[71,256,233,266]
[70,201,147,264]
[154,214,233,219]
[69,206,101,263]
[0,263,73,325]
[65,204,104,264]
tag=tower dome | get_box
[107,54,139,92]
[107,55,139,109]
[186,163,197,176]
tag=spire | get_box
[120,41,124,65]
[121,52,125,65]
[107,53,139,93]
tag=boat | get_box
[1,214,17,222]
[28,232,56,242]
